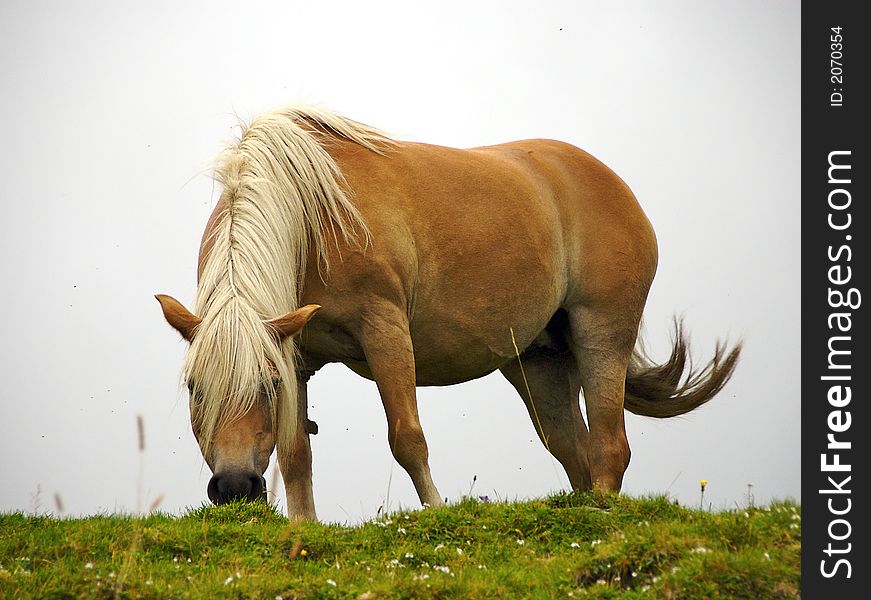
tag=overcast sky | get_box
[0,1,799,522]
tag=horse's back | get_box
[360,137,659,311]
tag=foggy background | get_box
[0,1,799,522]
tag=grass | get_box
[0,492,799,599]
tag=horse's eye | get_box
[270,376,281,392]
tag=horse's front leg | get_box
[278,379,317,520]
[358,308,444,508]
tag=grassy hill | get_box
[0,492,799,598]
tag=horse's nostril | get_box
[208,472,264,504]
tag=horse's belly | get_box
[342,321,549,386]
[411,338,506,386]
[407,282,563,386]
[343,349,502,387]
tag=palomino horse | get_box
[157,105,740,520]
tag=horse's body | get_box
[158,106,739,519]
[293,137,655,382]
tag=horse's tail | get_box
[623,319,741,418]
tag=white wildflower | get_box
[570,542,580,548]
[326,578,337,586]
[85,562,94,570]
[516,539,525,545]
[223,576,234,585]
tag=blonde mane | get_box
[184,105,392,457]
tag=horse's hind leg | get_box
[566,303,640,492]
[500,346,592,490]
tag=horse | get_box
[157,105,740,520]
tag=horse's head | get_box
[155,293,320,504]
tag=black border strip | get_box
[802,4,869,596]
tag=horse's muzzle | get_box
[207,471,267,504]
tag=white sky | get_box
[0,1,799,522]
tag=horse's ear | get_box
[267,304,322,341]
[155,294,201,342]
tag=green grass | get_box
[0,493,799,599]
